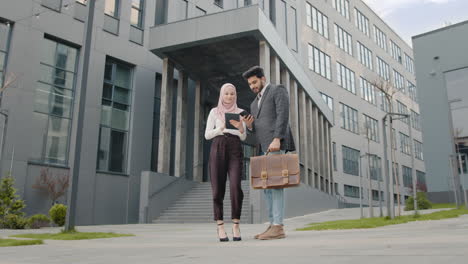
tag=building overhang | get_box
[149,5,334,124]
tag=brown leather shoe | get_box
[258,225,285,240]
[254,225,271,239]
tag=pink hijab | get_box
[216,83,242,122]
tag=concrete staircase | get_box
[153,181,250,223]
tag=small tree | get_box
[32,168,70,205]
[0,176,26,225]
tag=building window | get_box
[344,184,360,198]
[360,77,377,105]
[97,58,133,173]
[342,146,360,176]
[308,44,331,80]
[404,53,414,74]
[130,0,144,28]
[340,103,359,134]
[408,81,417,102]
[393,70,405,93]
[390,40,402,64]
[332,0,350,20]
[32,37,78,165]
[306,4,329,39]
[402,165,412,187]
[332,142,337,171]
[214,0,223,8]
[151,73,162,172]
[363,114,379,142]
[411,110,421,131]
[373,25,388,51]
[334,24,352,56]
[414,140,424,160]
[396,100,408,124]
[369,154,382,181]
[372,190,384,201]
[376,57,390,81]
[400,132,411,155]
[417,170,427,190]
[0,21,12,87]
[379,91,390,113]
[104,0,120,17]
[336,62,355,94]
[321,92,334,112]
[357,42,373,70]
[354,8,370,37]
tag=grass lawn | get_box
[11,230,134,240]
[431,203,457,209]
[297,208,468,231]
[0,238,43,247]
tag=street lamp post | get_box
[457,153,468,209]
[448,98,463,208]
[0,109,8,177]
[64,0,96,231]
[383,112,410,219]
[358,154,364,218]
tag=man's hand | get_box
[244,115,254,130]
[268,138,281,152]
[229,119,244,133]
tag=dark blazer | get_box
[250,84,296,153]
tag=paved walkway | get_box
[1,208,467,264]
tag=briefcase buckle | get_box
[282,169,289,177]
[261,171,268,180]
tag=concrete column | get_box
[280,68,289,89]
[270,54,280,85]
[328,124,334,194]
[259,41,271,81]
[193,81,203,182]
[289,78,299,153]
[318,113,324,191]
[297,88,309,184]
[324,119,331,194]
[174,72,188,178]
[306,98,314,187]
[312,105,319,188]
[158,58,174,174]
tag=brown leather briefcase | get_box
[250,152,300,189]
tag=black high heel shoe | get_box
[232,221,242,241]
[217,222,229,242]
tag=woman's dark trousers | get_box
[209,134,244,221]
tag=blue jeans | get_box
[261,151,285,225]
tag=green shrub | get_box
[0,176,27,229]
[1,214,28,229]
[28,214,50,229]
[405,192,432,211]
[49,204,67,226]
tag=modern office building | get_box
[413,20,468,204]
[0,0,425,225]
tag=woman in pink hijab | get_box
[205,83,247,242]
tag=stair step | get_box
[153,181,251,223]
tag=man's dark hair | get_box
[242,66,265,80]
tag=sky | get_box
[362,0,468,46]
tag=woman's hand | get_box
[229,119,244,133]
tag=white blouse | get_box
[204,108,247,141]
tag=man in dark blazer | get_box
[242,66,295,240]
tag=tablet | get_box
[225,113,240,130]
